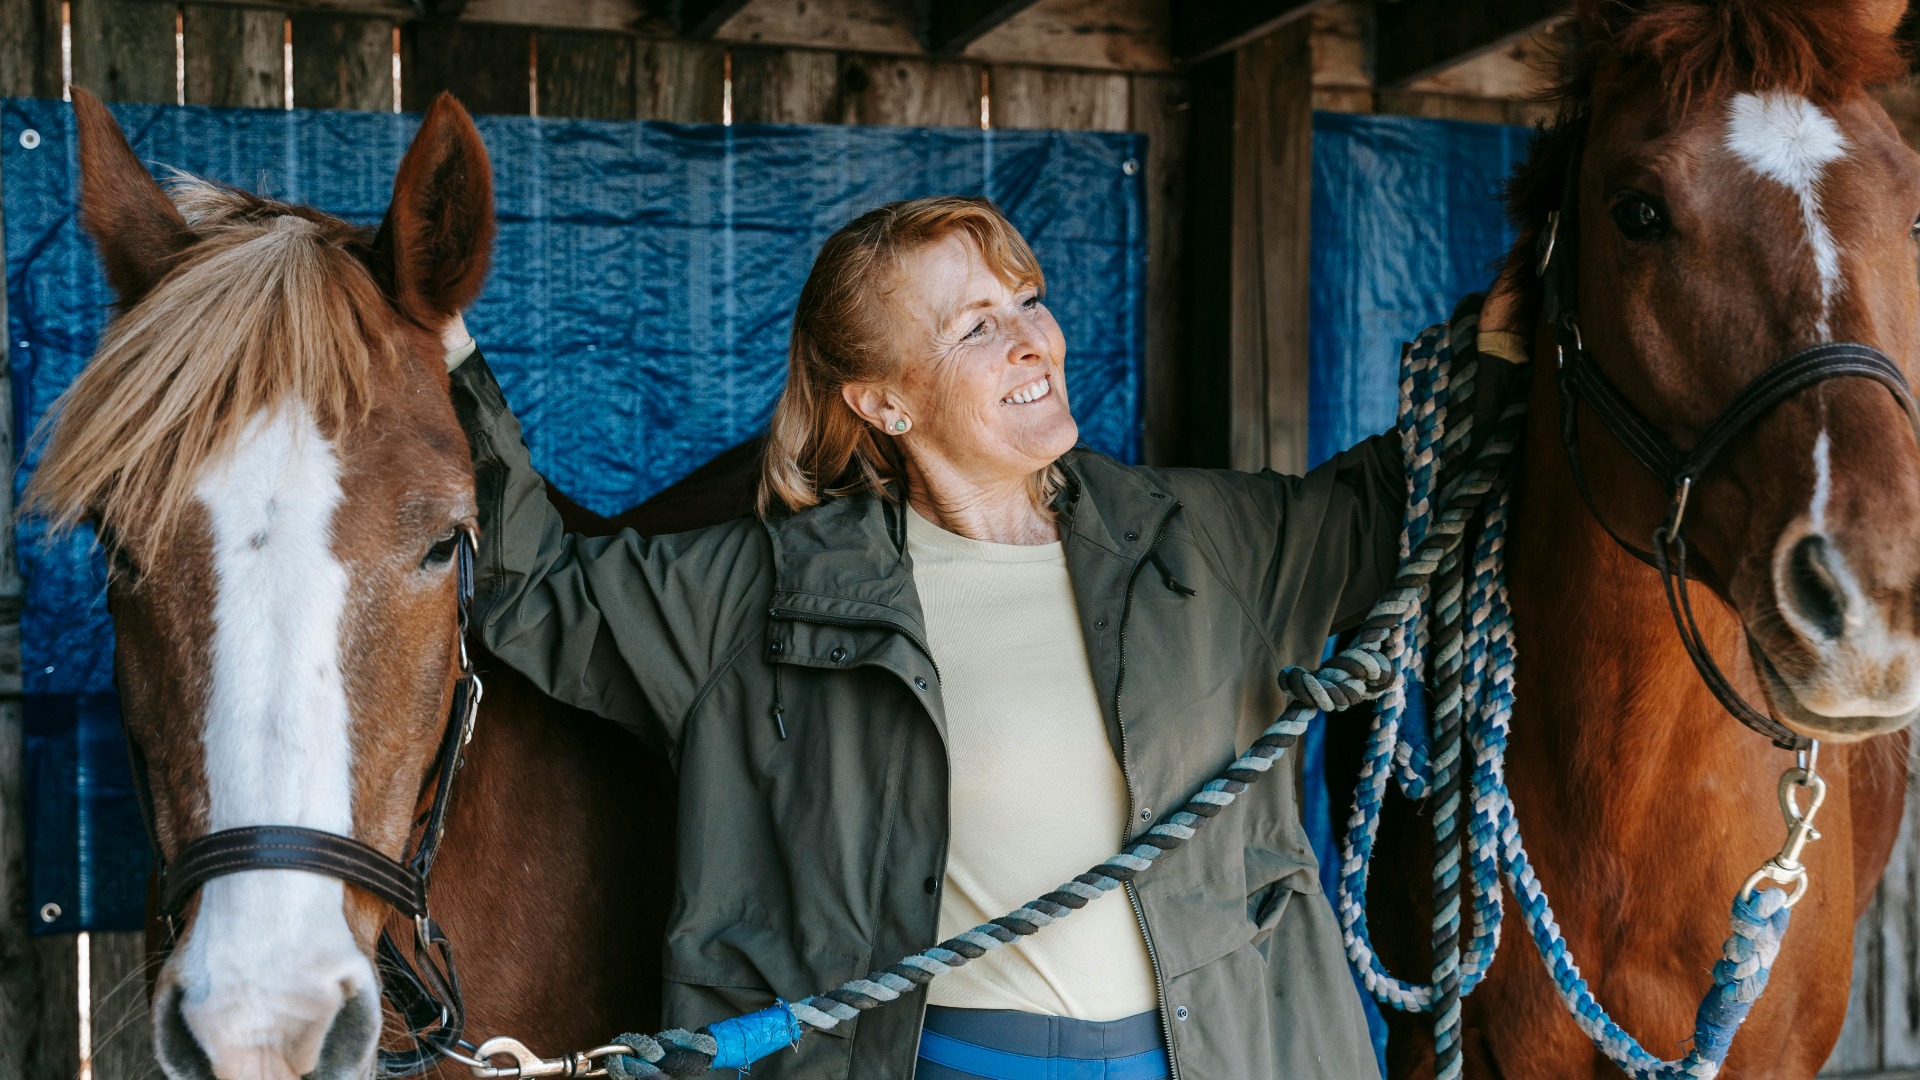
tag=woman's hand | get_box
[441,311,476,371]
[441,311,473,354]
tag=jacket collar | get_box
[762,450,1179,631]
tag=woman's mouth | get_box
[1002,375,1052,405]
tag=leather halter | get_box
[130,530,484,1075]
[1540,115,1920,751]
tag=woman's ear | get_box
[841,382,892,431]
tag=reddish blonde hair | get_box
[758,196,1054,516]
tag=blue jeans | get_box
[915,1005,1170,1080]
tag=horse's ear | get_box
[373,92,494,327]
[1861,0,1908,38]
[73,87,190,307]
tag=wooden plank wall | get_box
[0,5,1189,1078]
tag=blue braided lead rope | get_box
[1335,301,1799,1080]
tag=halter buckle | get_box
[1740,752,1827,908]
[1536,210,1560,277]
[1667,475,1694,535]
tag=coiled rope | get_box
[546,298,1795,1080]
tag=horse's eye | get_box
[422,530,461,568]
[1611,194,1667,241]
[1909,213,1920,241]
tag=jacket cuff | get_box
[449,347,511,431]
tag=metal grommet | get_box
[1122,158,1138,176]
[1174,1005,1189,1022]
[830,646,848,663]
[38,902,61,922]
[914,676,929,691]
[19,128,40,149]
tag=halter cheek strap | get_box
[1539,116,1920,751]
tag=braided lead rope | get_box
[1334,305,1798,1080]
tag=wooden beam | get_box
[673,0,752,38]
[1375,0,1569,89]
[921,0,1040,56]
[1172,0,1328,65]
[1229,19,1312,475]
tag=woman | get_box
[442,196,1401,1078]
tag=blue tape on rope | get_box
[708,1001,804,1070]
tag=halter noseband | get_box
[1541,115,1920,751]
[132,529,484,1075]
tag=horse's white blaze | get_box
[173,406,375,1077]
[1725,92,1850,337]
[1811,429,1834,532]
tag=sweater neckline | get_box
[906,508,1065,563]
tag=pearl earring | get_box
[893,418,909,433]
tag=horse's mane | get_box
[1500,0,1910,281]
[26,179,398,551]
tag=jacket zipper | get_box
[1114,505,1182,1080]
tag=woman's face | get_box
[855,233,1078,488]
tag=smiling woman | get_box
[442,194,1406,1078]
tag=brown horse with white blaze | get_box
[29,92,669,1079]
[1356,0,1920,1075]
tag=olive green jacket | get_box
[452,351,1402,1079]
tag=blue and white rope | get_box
[1334,304,1794,1080]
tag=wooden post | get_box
[290,14,395,112]
[402,20,532,114]
[184,5,285,109]
[633,38,724,123]
[989,67,1129,130]
[1130,73,1190,468]
[1228,19,1312,476]
[537,29,635,120]
[70,0,177,104]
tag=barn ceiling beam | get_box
[919,0,1042,55]
[673,0,753,38]
[1375,0,1570,89]
[1172,0,1333,65]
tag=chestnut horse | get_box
[1351,1,1920,1076]
[32,91,673,1080]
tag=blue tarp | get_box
[4,98,1146,932]
[1301,110,1533,1058]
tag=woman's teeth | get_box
[1003,376,1052,405]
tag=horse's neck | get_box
[1505,358,1781,805]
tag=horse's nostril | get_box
[154,987,218,1080]
[1786,534,1848,640]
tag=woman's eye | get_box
[962,320,988,341]
[422,530,461,568]
[1611,194,1667,241]
[1021,294,1040,310]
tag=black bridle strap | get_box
[161,825,426,917]
[1565,341,1920,487]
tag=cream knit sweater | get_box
[907,510,1158,1021]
